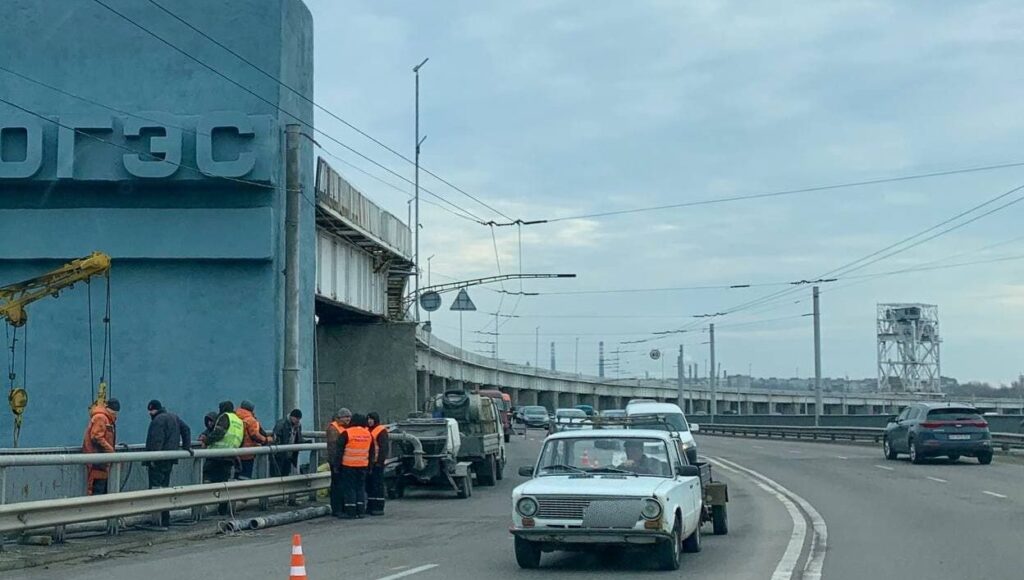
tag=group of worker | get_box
[82,397,305,520]
[325,408,389,519]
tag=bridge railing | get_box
[697,423,1024,451]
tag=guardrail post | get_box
[307,449,320,503]
[192,457,205,522]
[258,455,270,511]
[106,462,122,535]
[0,466,6,505]
[53,524,66,544]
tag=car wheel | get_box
[712,505,729,535]
[514,536,542,569]
[947,454,960,463]
[504,432,511,443]
[910,440,924,464]
[476,455,498,486]
[457,475,472,499]
[655,519,682,570]
[682,517,702,553]
[496,456,505,481]
[883,437,898,460]
[977,452,993,465]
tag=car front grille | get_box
[535,495,640,522]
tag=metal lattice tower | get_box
[877,303,941,393]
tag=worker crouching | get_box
[337,413,375,519]
[366,412,389,516]
[82,398,120,495]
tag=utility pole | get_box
[550,341,556,371]
[599,341,605,378]
[282,124,301,417]
[574,337,579,374]
[677,344,685,412]
[534,326,539,369]
[709,323,717,421]
[412,57,429,322]
[813,285,822,427]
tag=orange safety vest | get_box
[342,426,372,468]
[370,425,387,463]
[330,421,347,435]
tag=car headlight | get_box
[641,498,663,520]
[681,440,695,450]
[517,497,539,517]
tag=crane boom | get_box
[0,252,112,327]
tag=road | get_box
[10,430,1024,580]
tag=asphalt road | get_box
[10,430,1022,580]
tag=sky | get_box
[304,0,1024,386]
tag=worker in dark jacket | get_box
[365,412,389,516]
[198,412,218,448]
[325,408,352,517]
[337,413,375,519]
[145,400,191,527]
[271,409,304,477]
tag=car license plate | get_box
[948,434,971,440]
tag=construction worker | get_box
[205,401,244,515]
[271,409,304,477]
[82,398,120,495]
[337,413,375,519]
[144,400,192,528]
[366,412,389,516]
[325,408,352,517]
[197,412,218,448]
[236,400,273,479]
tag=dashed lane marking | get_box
[835,456,848,460]
[788,450,802,454]
[982,491,1008,499]
[926,476,947,484]
[874,465,895,471]
[374,564,439,580]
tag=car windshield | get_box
[556,409,587,418]
[601,410,625,417]
[627,413,689,433]
[927,408,983,421]
[536,436,672,477]
[524,407,547,416]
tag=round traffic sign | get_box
[649,349,661,360]
[420,291,442,312]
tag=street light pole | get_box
[412,57,429,322]
[813,285,822,427]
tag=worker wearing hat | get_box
[82,398,120,495]
[325,408,352,517]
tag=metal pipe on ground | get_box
[219,505,330,534]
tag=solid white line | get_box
[712,456,828,580]
[706,458,806,580]
[926,476,947,483]
[874,465,895,471]
[982,491,1008,499]
[835,455,848,460]
[752,445,765,449]
[374,564,438,580]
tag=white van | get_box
[625,401,699,464]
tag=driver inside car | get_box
[615,440,665,475]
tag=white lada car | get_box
[510,429,727,570]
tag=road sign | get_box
[650,349,661,360]
[420,291,442,312]
[450,288,477,311]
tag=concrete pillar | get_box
[417,370,429,412]
[519,390,538,406]
[557,392,577,408]
[579,393,596,409]
[538,391,556,411]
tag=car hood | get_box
[515,475,672,498]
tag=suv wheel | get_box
[909,440,925,464]
[977,451,993,465]
[883,437,898,460]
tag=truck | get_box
[387,417,475,499]
[479,389,513,442]
[431,390,506,486]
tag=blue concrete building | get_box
[0,0,316,446]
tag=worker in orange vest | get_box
[366,412,389,516]
[82,398,120,495]
[236,400,273,479]
[325,408,352,517]
[337,413,375,519]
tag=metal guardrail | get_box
[697,424,1024,451]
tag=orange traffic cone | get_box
[580,450,591,467]
[289,534,308,580]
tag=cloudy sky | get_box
[304,0,1024,386]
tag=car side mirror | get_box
[677,465,701,478]
[518,466,535,477]
[690,423,700,433]
[886,416,898,424]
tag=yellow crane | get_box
[1,252,112,446]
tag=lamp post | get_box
[412,57,429,322]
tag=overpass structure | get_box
[414,329,1024,416]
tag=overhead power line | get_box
[142,0,515,222]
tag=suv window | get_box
[908,407,923,420]
[927,408,983,421]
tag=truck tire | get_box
[712,505,729,535]
[496,456,505,481]
[514,536,542,569]
[477,455,498,487]
[682,519,702,553]
[457,475,472,499]
[654,519,681,570]
[504,431,511,443]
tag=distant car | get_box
[521,406,550,428]
[551,408,589,433]
[626,402,699,464]
[574,404,595,417]
[600,409,626,418]
[883,403,993,464]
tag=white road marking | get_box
[835,455,848,460]
[788,450,802,454]
[926,476,947,483]
[707,458,806,580]
[983,491,1008,499]
[752,445,765,449]
[374,564,439,580]
[874,465,895,471]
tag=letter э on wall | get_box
[0,111,275,182]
